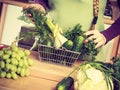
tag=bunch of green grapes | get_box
[0,44,34,80]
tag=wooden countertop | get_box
[0,51,82,90]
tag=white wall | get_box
[1,4,33,45]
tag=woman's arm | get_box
[101,17,120,43]
[34,0,49,9]
[84,17,120,48]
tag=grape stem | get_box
[11,38,24,46]
[30,36,39,51]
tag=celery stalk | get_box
[45,18,55,33]
[45,18,68,48]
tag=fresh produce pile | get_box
[0,43,34,80]
[18,7,99,61]
[56,58,120,90]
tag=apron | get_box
[48,0,107,32]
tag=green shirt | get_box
[49,0,107,33]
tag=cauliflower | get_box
[74,64,113,90]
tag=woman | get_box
[25,0,110,61]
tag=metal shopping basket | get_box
[38,44,81,66]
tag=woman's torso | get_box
[48,0,107,32]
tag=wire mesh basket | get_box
[38,44,81,66]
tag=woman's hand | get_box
[23,4,46,13]
[84,30,106,48]
[23,4,46,19]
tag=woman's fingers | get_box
[87,34,98,40]
[23,5,29,10]
[84,30,95,36]
[84,30,107,48]
[95,41,103,48]
[95,36,106,48]
[28,4,46,13]
[23,4,46,14]
[22,4,46,22]
[94,36,102,43]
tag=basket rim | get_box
[38,44,81,54]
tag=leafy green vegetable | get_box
[111,56,120,80]
[18,7,54,49]
[80,39,99,61]
[64,24,84,41]
[110,56,120,90]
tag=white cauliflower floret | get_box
[86,67,104,83]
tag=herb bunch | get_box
[64,24,99,61]
[64,24,85,41]
[110,56,120,90]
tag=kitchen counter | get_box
[0,51,82,90]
